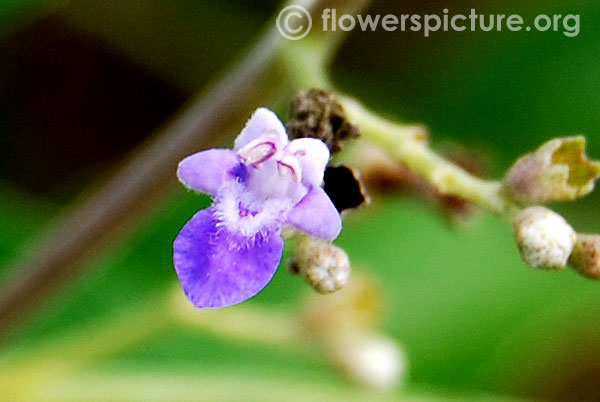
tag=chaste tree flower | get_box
[173,108,342,309]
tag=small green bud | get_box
[503,137,600,204]
[569,234,600,279]
[514,206,576,269]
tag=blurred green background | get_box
[1,0,599,401]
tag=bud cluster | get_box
[504,138,600,278]
[513,206,600,279]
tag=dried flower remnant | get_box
[173,108,342,309]
[514,206,576,269]
[569,234,600,279]
[287,89,360,154]
[504,137,600,204]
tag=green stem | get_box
[0,297,173,399]
[340,97,513,215]
[23,370,520,402]
[0,288,303,399]
[279,38,332,89]
[170,287,300,345]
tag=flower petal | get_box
[234,108,287,151]
[285,138,330,187]
[173,209,284,308]
[286,186,342,241]
[177,149,241,196]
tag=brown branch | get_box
[0,27,288,340]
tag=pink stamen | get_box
[277,155,301,182]
[237,142,276,166]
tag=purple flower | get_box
[173,108,342,309]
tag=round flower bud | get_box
[569,234,600,279]
[291,234,350,294]
[503,137,600,205]
[514,206,576,269]
[333,333,407,390]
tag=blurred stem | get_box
[23,371,519,402]
[0,288,303,399]
[25,371,386,402]
[280,38,332,88]
[171,291,299,346]
[0,26,286,337]
[0,297,174,399]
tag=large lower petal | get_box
[286,186,342,241]
[177,149,241,196]
[173,208,283,308]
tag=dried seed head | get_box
[503,137,600,204]
[569,234,600,279]
[514,206,576,269]
[292,234,350,294]
[286,89,360,154]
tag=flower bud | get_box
[291,234,350,294]
[569,234,600,279]
[514,206,576,269]
[299,276,406,389]
[332,333,406,390]
[503,137,600,204]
